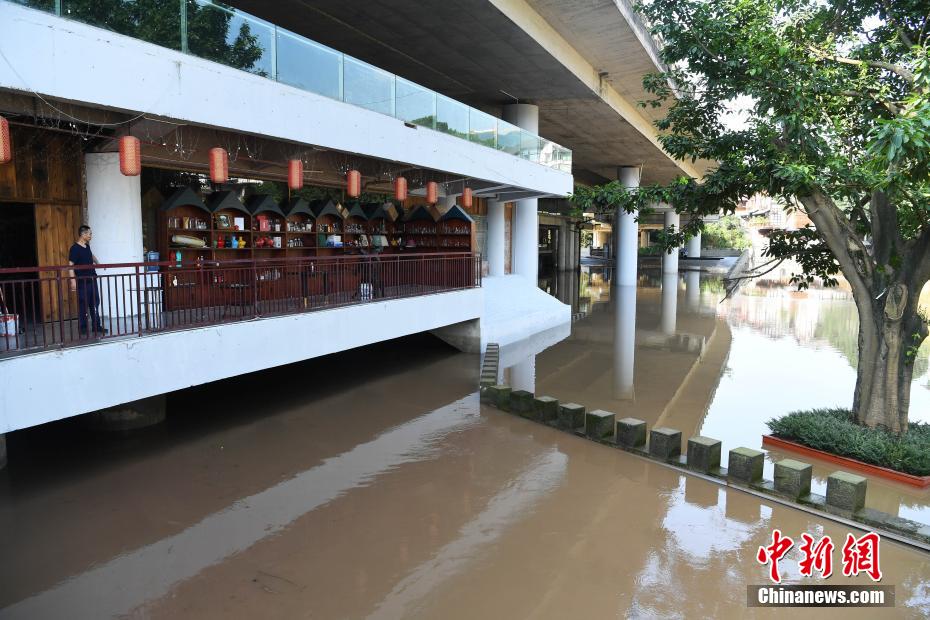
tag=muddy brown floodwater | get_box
[0,272,929,618]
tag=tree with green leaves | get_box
[572,0,930,433]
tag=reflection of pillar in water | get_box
[661,273,678,335]
[511,356,536,393]
[685,270,700,312]
[614,285,637,399]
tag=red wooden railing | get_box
[0,252,481,355]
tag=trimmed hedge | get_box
[767,408,930,476]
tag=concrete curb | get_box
[477,351,930,551]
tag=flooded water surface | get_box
[1,269,929,618]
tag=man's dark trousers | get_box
[77,277,101,334]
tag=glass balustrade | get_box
[9,0,571,172]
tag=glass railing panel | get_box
[468,109,497,148]
[436,95,469,140]
[276,29,342,100]
[343,56,394,116]
[496,119,522,156]
[186,0,274,77]
[61,0,181,50]
[395,77,435,129]
[7,0,571,171]
[520,130,542,161]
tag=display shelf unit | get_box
[283,197,316,255]
[401,204,441,251]
[208,190,252,253]
[363,202,401,252]
[344,201,369,254]
[313,199,347,255]
[158,187,213,311]
[438,205,475,251]
[247,194,287,254]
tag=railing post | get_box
[56,268,65,346]
[135,264,144,337]
[252,260,259,318]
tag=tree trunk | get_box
[852,283,921,433]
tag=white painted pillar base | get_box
[661,273,678,335]
[85,153,143,325]
[487,200,505,277]
[511,357,536,394]
[613,285,636,399]
[663,210,680,274]
[687,231,702,258]
[617,167,640,286]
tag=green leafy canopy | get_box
[571,0,930,288]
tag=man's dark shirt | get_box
[68,243,96,277]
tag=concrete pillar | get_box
[504,104,540,285]
[617,167,640,286]
[661,273,678,335]
[0,433,6,471]
[687,230,702,258]
[613,284,636,399]
[557,222,569,271]
[85,153,143,326]
[663,210,680,274]
[511,356,536,393]
[487,200,505,277]
[85,395,166,432]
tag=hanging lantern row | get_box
[288,159,303,191]
[0,116,11,165]
[118,136,141,176]
[426,181,438,205]
[462,187,473,209]
[394,176,408,202]
[346,169,361,198]
[209,147,229,184]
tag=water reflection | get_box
[613,285,636,400]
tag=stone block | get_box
[558,403,585,430]
[585,409,615,440]
[649,427,682,460]
[826,471,867,512]
[616,417,647,448]
[728,447,764,483]
[687,436,722,473]
[510,390,534,416]
[533,396,559,423]
[489,385,511,411]
[479,385,494,404]
[774,459,812,498]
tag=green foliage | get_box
[702,215,750,250]
[768,409,930,476]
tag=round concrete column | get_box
[613,285,636,399]
[86,153,144,324]
[487,200,505,277]
[504,104,540,284]
[685,270,701,312]
[663,210,680,274]
[617,167,640,286]
[687,230,702,258]
[661,273,678,335]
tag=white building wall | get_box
[0,2,572,198]
[0,288,482,433]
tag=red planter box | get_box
[762,435,930,488]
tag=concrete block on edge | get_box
[826,471,867,512]
[616,417,646,448]
[585,409,615,440]
[728,447,764,483]
[774,459,812,499]
[687,436,722,473]
[649,427,682,460]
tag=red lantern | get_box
[118,136,141,176]
[346,169,361,198]
[393,176,408,202]
[426,181,438,205]
[288,159,303,190]
[209,147,228,184]
[462,187,473,209]
[0,116,11,165]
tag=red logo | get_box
[756,529,794,583]
[841,532,882,582]
[798,533,834,578]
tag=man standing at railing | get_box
[68,225,107,337]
